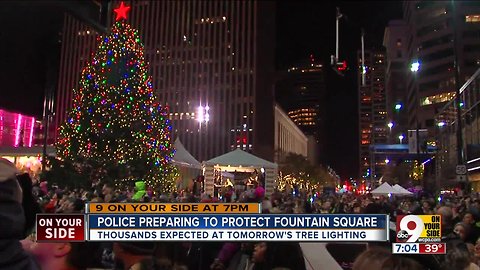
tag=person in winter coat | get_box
[0,158,39,270]
[16,173,42,237]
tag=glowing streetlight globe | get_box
[410,61,420,72]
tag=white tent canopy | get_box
[203,149,278,196]
[393,184,413,195]
[172,139,201,169]
[204,149,278,169]
[371,182,397,195]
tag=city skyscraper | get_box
[275,56,326,164]
[55,0,276,162]
[383,20,408,144]
[403,1,480,136]
[358,49,387,180]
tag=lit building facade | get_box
[383,20,409,144]
[275,57,326,164]
[0,109,49,179]
[55,1,276,162]
[403,1,480,136]
[0,109,37,148]
[358,49,387,180]
[274,105,308,163]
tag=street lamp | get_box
[437,121,446,127]
[410,60,420,73]
[385,158,390,164]
[387,122,394,131]
[398,134,404,144]
[410,60,422,157]
[394,103,402,111]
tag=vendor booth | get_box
[203,149,278,197]
[171,139,202,191]
[0,146,55,179]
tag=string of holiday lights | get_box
[57,3,176,193]
[276,172,323,192]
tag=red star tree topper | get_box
[114,1,131,21]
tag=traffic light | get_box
[337,61,347,71]
[332,59,348,76]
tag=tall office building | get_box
[358,49,387,179]
[383,20,409,144]
[403,1,480,136]
[275,57,326,164]
[55,1,276,162]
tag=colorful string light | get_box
[57,14,176,193]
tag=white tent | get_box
[393,184,413,195]
[203,149,278,196]
[172,139,201,169]
[204,148,278,169]
[172,139,202,190]
[371,182,396,195]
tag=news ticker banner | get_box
[86,203,261,214]
[36,213,389,242]
[86,214,388,241]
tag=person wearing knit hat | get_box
[0,158,39,270]
[254,184,265,200]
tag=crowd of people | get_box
[2,157,480,270]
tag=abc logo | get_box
[396,230,410,241]
[397,215,424,243]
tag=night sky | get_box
[0,1,402,179]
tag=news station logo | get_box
[36,214,85,242]
[396,215,441,243]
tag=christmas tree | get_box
[56,2,177,193]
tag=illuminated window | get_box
[421,92,456,106]
[466,15,480,23]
